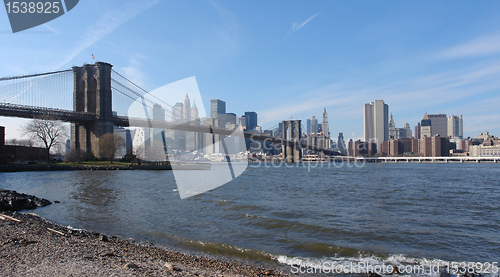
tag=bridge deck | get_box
[0,103,341,155]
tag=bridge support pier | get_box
[282,120,302,163]
[71,62,114,158]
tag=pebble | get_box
[123,262,139,269]
[0,212,290,276]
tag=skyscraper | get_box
[150,104,165,154]
[210,99,226,118]
[421,112,431,138]
[307,116,318,135]
[447,115,463,139]
[322,108,329,137]
[172,102,183,122]
[428,114,447,137]
[364,100,389,153]
[403,123,412,139]
[337,133,347,154]
[191,101,199,121]
[183,93,191,123]
[414,122,421,139]
[244,111,257,131]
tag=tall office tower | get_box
[307,116,318,135]
[322,108,329,137]
[149,104,165,155]
[388,113,396,139]
[403,123,412,139]
[337,133,347,154]
[244,111,258,131]
[447,115,463,139]
[428,114,447,137]
[132,127,150,159]
[421,112,431,138]
[364,100,389,153]
[414,122,421,139]
[171,102,185,151]
[186,100,201,152]
[183,93,191,123]
[191,101,199,122]
[172,102,183,122]
[210,99,226,118]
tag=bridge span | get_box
[0,62,340,159]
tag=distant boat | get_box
[302,154,328,162]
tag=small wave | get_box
[274,253,497,277]
[176,238,275,262]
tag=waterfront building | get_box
[428,114,448,137]
[337,133,347,155]
[403,123,412,139]
[388,113,411,140]
[420,113,432,138]
[210,99,226,118]
[132,127,149,159]
[191,101,199,122]
[322,108,329,137]
[186,100,203,152]
[183,93,191,123]
[447,115,463,139]
[414,122,421,139]
[244,112,257,131]
[364,100,389,153]
[204,117,221,154]
[469,145,500,157]
[114,126,133,159]
[172,102,183,122]
[276,122,283,137]
[468,132,500,157]
[348,139,377,157]
[150,104,166,153]
[418,135,451,157]
[307,116,318,135]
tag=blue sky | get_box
[1,0,500,141]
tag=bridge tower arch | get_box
[71,62,114,158]
[282,120,302,163]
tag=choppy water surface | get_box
[1,163,499,275]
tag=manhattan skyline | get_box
[1,1,500,140]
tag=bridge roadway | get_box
[115,116,340,155]
[0,103,95,122]
[0,103,340,155]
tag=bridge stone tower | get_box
[282,120,302,163]
[71,62,114,158]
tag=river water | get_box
[1,162,499,275]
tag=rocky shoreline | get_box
[0,212,292,276]
[0,189,54,212]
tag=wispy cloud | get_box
[55,0,162,69]
[436,33,500,59]
[258,58,500,137]
[119,54,149,88]
[292,13,319,32]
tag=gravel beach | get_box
[0,212,291,277]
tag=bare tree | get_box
[99,133,126,162]
[21,119,67,162]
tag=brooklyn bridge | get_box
[0,62,340,162]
